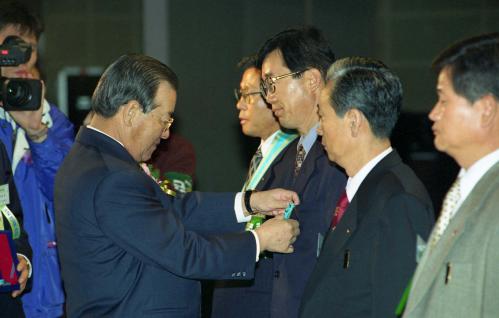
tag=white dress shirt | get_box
[452,148,499,214]
[346,147,393,202]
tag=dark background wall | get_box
[20,0,498,206]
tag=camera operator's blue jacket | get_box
[0,101,73,318]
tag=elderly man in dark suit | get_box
[300,57,434,318]
[54,53,300,318]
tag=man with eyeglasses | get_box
[227,26,345,318]
[211,56,298,317]
[54,53,301,317]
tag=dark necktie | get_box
[331,190,349,229]
[294,144,306,176]
[246,146,263,185]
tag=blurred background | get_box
[20,0,499,208]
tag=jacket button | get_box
[274,270,280,278]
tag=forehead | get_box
[0,24,37,44]
[240,67,261,88]
[437,68,455,92]
[261,50,289,76]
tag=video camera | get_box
[0,35,42,111]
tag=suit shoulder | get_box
[378,163,431,204]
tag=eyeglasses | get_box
[164,117,174,131]
[260,70,304,98]
[151,112,174,133]
[234,88,262,103]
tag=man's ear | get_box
[346,108,363,138]
[122,100,141,127]
[305,68,323,93]
[477,94,498,128]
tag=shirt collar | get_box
[87,125,125,148]
[298,123,319,155]
[346,147,393,201]
[260,129,280,158]
[456,148,499,207]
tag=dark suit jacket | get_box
[55,127,257,318]
[270,139,346,318]
[300,150,434,318]
[0,141,31,317]
[211,138,346,318]
[211,140,292,318]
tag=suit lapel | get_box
[406,162,499,314]
[293,140,323,193]
[317,152,402,268]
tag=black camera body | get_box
[0,35,42,111]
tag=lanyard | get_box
[0,205,20,239]
[243,131,298,191]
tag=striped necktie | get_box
[246,146,263,186]
[294,144,306,176]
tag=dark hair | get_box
[0,1,44,40]
[237,55,258,72]
[432,32,499,103]
[92,54,178,118]
[326,57,402,138]
[256,26,335,80]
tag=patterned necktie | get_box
[294,144,306,176]
[431,177,461,246]
[245,146,263,186]
[331,190,349,229]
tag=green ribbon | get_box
[243,131,298,231]
[395,279,412,316]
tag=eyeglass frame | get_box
[234,88,262,103]
[260,70,305,98]
[150,111,174,133]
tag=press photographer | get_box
[0,2,74,317]
[0,35,42,112]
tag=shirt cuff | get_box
[249,230,260,262]
[234,192,251,223]
[17,253,32,278]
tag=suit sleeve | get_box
[483,202,499,316]
[171,191,245,234]
[94,169,256,280]
[372,193,433,318]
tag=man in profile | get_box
[251,27,347,318]
[211,56,297,317]
[300,57,434,318]
[403,33,499,318]
[55,53,300,317]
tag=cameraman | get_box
[0,2,73,317]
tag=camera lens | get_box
[6,80,32,107]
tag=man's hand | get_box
[11,255,30,298]
[249,188,300,216]
[255,215,300,253]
